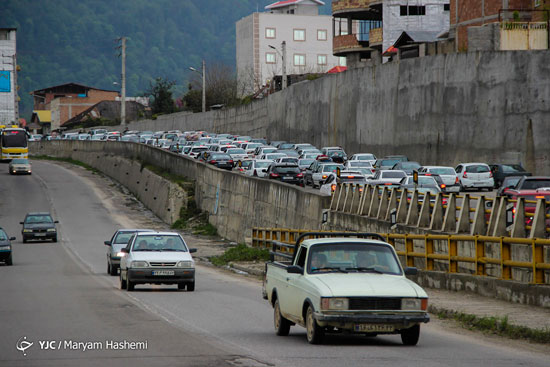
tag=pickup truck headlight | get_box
[130,261,149,268]
[0,245,10,250]
[177,261,194,268]
[321,297,349,310]
[402,298,428,311]
[47,228,56,232]
[23,229,32,233]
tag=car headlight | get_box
[321,297,349,310]
[116,252,125,257]
[23,229,32,233]
[130,261,148,268]
[47,228,56,232]
[0,245,10,250]
[401,298,428,311]
[177,260,194,268]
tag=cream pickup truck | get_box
[263,232,429,345]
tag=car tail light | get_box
[296,173,303,178]
[208,160,217,164]
[270,173,280,178]
[322,175,328,179]
[371,169,375,173]
[455,177,459,184]
[228,160,234,164]
[347,176,355,179]
[442,198,448,205]
[331,184,336,192]
[384,182,392,185]
[512,208,516,214]
[425,173,432,176]
[489,171,493,178]
[463,172,468,178]
[441,184,446,189]
[359,187,363,192]
[536,196,545,199]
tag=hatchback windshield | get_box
[429,167,455,175]
[380,159,399,167]
[25,215,53,224]
[522,179,550,190]
[227,148,246,154]
[382,171,406,178]
[500,164,525,173]
[274,166,301,174]
[0,229,7,241]
[308,243,402,275]
[255,161,271,168]
[465,165,490,173]
[114,232,136,244]
[133,235,187,251]
[11,159,29,164]
[322,164,343,172]
[348,161,372,168]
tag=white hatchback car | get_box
[455,163,494,191]
[245,159,273,177]
[419,166,460,193]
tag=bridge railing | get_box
[328,183,550,238]
[252,228,550,284]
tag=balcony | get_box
[333,34,370,56]
[332,0,382,19]
[369,27,383,47]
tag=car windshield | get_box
[356,154,375,160]
[192,147,208,152]
[279,144,294,150]
[322,164,343,172]
[522,179,550,190]
[501,164,525,173]
[308,243,402,275]
[429,167,455,175]
[114,232,136,244]
[465,165,490,173]
[212,154,231,160]
[298,159,314,167]
[400,162,420,169]
[274,166,300,174]
[25,215,53,224]
[279,158,298,164]
[255,161,271,168]
[262,148,277,154]
[380,159,399,166]
[0,230,7,241]
[382,171,406,178]
[133,235,187,251]
[11,159,29,164]
[266,154,286,159]
[418,177,437,185]
[349,161,372,168]
[502,177,522,187]
[227,148,246,154]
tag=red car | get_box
[503,176,550,228]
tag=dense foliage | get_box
[2,0,332,119]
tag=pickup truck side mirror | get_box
[54,221,59,223]
[120,248,129,253]
[189,248,197,253]
[9,237,15,241]
[104,241,111,246]
[287,265,303,274]
[20,222,24,225]
[404,267,418,276]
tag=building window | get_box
[294,54,306,66]
[400,5,426,16]
[340,29,348,36]
[317,29,327,41]
[339,57,347,67]
[265,28,276,39]
[443,4,450,11]
[266,52,276,64]
[293,29,306,41]
[0,30,9,40]
[317,55,327,65]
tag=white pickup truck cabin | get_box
[263,232,429,345]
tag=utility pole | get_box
[282,41,287,89]
[121,37,126,125]
[13,53,19,123]
[202,59,206,113]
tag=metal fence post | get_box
[426,236,434,270]
[475,235,486,276]
[449,236,458,273]
[533,239,544,284]
[501,237,511,280]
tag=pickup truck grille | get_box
[149,262,176,267]
[349,297,401,310]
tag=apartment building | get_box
[236,0,346,95]
[0,28,17,125]
[332,0,450,66]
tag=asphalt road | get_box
[0,161,547,367]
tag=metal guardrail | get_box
[329,183,550,238]
[252,228,550,285]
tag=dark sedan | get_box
[21,212,59,243]
[267,164,304,185]
[0,228,15,265]
[205,152,234,170]
[490,164,531,188]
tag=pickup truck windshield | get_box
[308,243,402,275]
[133,235,187,252]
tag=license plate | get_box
[283,176,293,180]
[354,324,394,332]
[35,233,46,237]
[152,270,175,276]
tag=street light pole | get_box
[189,60,206,113]
[268,42,287,90]
[121,37,126,125]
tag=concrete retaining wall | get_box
[30,141,330,243]
[119,51,550,176]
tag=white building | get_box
[236,0,346,95]
[0,28,17,125]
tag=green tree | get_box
[145,77,176,115]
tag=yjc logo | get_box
[16,336,33,356]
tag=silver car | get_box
[8,158,32,175]
[105,229,154,276]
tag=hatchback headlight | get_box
[321,297,349,310]
[177,260,194,268]
[47,228,56,232]
[130,261,149,268]
[23,229,32,233]
[401,298,428,311]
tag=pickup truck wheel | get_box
[127,279,135,291]
[119,272,127,290]
[186,282,195,292]
[274,299,291,336]
[109,263,118,276]
[306,305,324,344]
[401,324,420,346]
[23,238,27,243]
[52,236,57,243]
[6,255,13,266]
[177,283,186,290]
